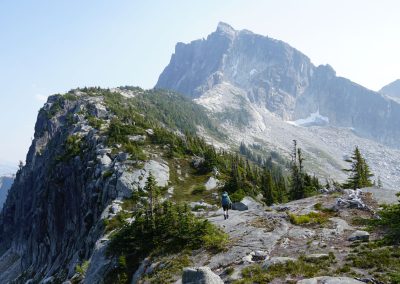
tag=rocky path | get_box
[206,197,288,269]
[198,192,376,283]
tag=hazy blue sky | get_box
[1,0,399,165]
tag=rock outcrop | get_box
[182,267,223,284]
[348,230,370,242]
[191,191,390,282]
[0,90,177,283]
[297,276,364,284]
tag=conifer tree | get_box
[377,176,383,188]
[262,169,275,206]
[343,146,373,189]
[290,140,305,200]
[276,175,288,203]
[144,172,160,221]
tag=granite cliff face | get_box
[157,22,400,148]
[0,93,120,282]
[0,88,218,283]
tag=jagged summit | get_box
[215,21,237,38]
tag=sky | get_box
[0,0,399,165]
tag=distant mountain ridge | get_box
[380,79,400,101]
[0,162,17,176]
[156,22,400,148]
[0,176,13,210]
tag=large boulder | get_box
[232,196,264,211]
[231,201,248,211]
[182,267,223,284]
[97,154,112,169]
[297,276,364,284]
[205,177,219,190]
[116,160,169,198]
[348,230,370,242]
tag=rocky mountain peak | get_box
[156,22,400,149]
[215,21,237,39]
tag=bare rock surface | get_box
[207,197,287,269]
[348,230,370,242]
[116,159,169,198]
[297,276,364,284]
[182,267,223,284]
[205,177,219,190]
[202,193,376,282]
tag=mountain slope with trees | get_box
[0,87,322,283]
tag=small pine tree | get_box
[276,175,288,203]
[377,176,383,188]
[18,160,24,170]
[262,169,275,206]
[343,146,373,189]
[144,172,160,221]
[290,140,306,200]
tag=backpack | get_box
[221,193,231,206]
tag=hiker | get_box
[221,191,232,220]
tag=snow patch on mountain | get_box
[249,69,257,76]
[287,110,329,127]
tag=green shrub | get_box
[288,211,329,225]
[314,202,336,214]
[103,170,113,179]
[108,201,228,258]
[230,189,246,203]
[104,211,131,233]
[76,260,90,276]
[235,254,336,283]
[373,194,400,244]
[46,97,63,118]
[314,202,323,211]
[143,253,192,284]
[63,93,77,101]
[191,185,206,195]
[225,267,235,276]
[87,115,103,129]
[107,200,228,283]
[124,143,147,161]
[201,220,229,252]
[347,243,400,283]
[57,134,84,162]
